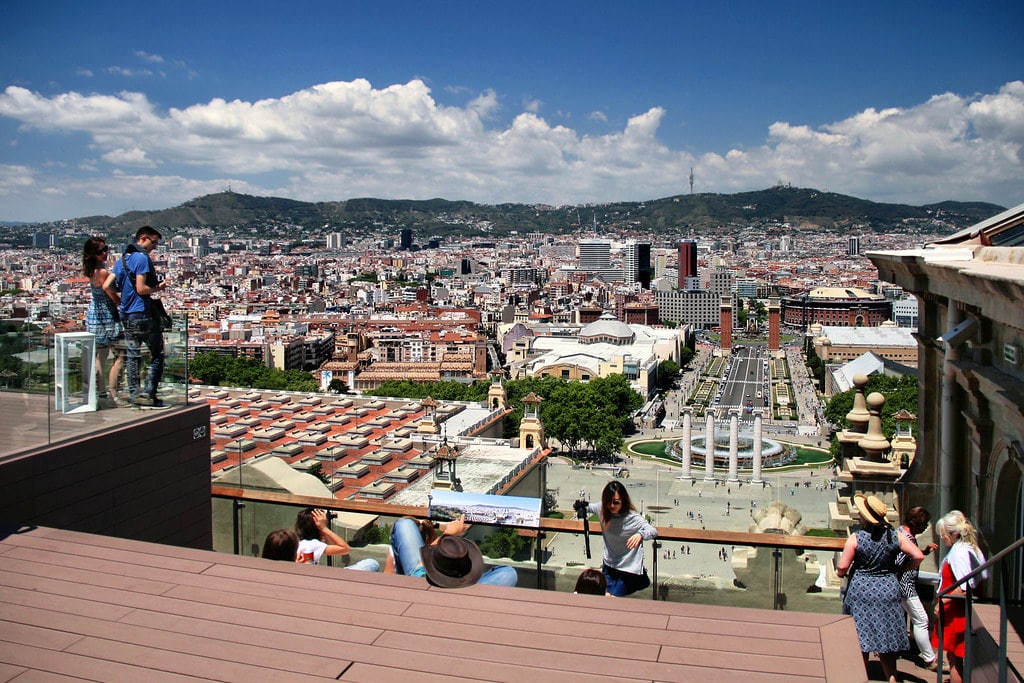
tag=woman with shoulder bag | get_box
[587,481,657,597]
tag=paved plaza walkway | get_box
[545,446,839,591]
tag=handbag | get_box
[150,298,173,330]
[603,563,651,596]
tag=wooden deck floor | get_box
[0,524,872,683]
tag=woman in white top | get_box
[295,508,378,571]
[932,510,987,683]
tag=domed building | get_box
[781,286,892,328]
[578,312,636,345]
[507,311,686,399]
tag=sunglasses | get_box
[609,499,622,506]
[97,247,109,254]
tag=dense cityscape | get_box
[1,188,950,394]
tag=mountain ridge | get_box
[26,186,1005,240]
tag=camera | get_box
[573,499,589,518]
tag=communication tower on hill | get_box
[689,167,694,194]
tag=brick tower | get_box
[719,296,733,352]
[768,298,781,353]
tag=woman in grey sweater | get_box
[588,480,658,596]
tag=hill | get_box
[22,187,1005,241]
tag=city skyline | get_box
[1,2,1022,223]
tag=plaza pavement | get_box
[545,442,839,591]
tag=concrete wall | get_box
[0,403,212,550]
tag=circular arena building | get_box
[781,286,892,328]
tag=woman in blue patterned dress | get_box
[82,237,124,407]
[837,494,924,683]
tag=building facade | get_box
[781,287,892,328]
[868,201,1024,591]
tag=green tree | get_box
[824,374,918,439]
[478,526,527,559]
[306,462,331,485]
[748,298,767,321]
[189,352,318,391]
[328,378,349,394]
[369,379,487,402]
[543,382,589,454]
[805,351,825,391]
[656,359,681,394]
[188,352,229,384]
[361,522,391,545]
[542,375,641,459]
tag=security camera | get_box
[938,317,978,348]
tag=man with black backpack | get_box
[113,225,170,409]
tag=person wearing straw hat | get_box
[837,494,924,683]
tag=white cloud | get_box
[101,146,156,168]
[523,98,542,114]
[107,66,154,78]
[0,78,1021,221]
[134,50,165,64]
[0,164,37,195]
[467,89,499,119]
[589,111,608,122]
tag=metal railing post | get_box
[651,539,661,600]
[535,531,545,590]
[232,498,244,555]
[772,546,783,610]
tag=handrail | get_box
[934,535,1024,683]
[210,484,847,551]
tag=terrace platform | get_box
[0,524,869,683]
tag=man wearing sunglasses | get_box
[113,225,170,409]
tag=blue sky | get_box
[1,1,1022,222]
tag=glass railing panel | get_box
[210,487,850,612]
[161,319,190,408]
[0,319,192,459]
[1,325,54,457]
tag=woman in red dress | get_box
[932,510,987,683]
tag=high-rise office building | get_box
[709,267,733,297]
[576,238,621,281]
[578,238,611,271]
[848,236,861,256]
[623,240,652,288]
[400,228,413,250]
[677,240,697,288]
[326,233,346,250]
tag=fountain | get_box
[664,431,795,470]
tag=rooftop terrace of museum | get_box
[2,389,1018,682]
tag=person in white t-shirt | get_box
[295,508,378,571]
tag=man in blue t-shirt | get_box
[113,225,170,408]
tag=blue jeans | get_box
[123,314,164,399]
[390,518,517,587]
[346,558,380,572]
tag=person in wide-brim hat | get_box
[420,534,485,588]
[854,493,889,527]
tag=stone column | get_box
[751,410,764,484]
[678,407,693,479]
[704,411,716,481]
[728,409,740,482]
